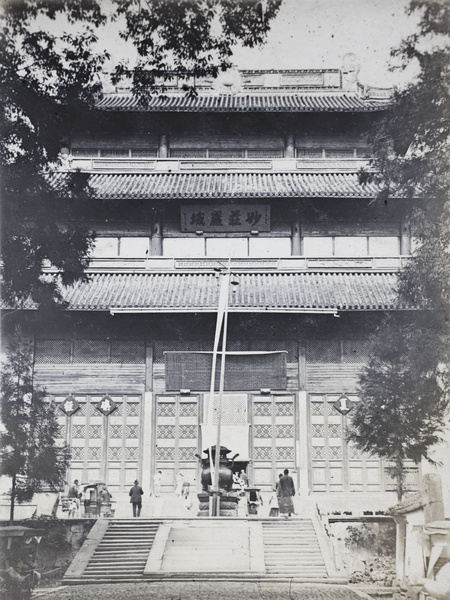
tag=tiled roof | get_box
[95,93,390,113]
[50,172,380,199]
[57,271,405,312]
[387,493,424,515]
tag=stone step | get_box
[263,547,323,552]
[264,535,318,540]
[102,533,159,537]
[102,532,158,536]
[65,576,343,585]
[92,551,149,556]
[96,542,153,546]
[84,568,147,572]
[85,567,145,573]
[265,556,325,561]
[87,560,146,565]
[265,568,327,573]
[265,562,326,567]
[66,518,336,585]
[263,540,319,544]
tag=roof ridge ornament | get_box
[213,69,242,94]
[342,53,360,92]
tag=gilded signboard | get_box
[181,205,270,232]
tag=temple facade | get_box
[10,68,423,508]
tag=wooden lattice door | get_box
[250,394,296,490]
[54,394,142,491]
[154,395,200,492]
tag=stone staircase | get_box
[63,519,161,584]
[64,517,345,584]
[262,518,329,579]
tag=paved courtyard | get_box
[33,581,375,600]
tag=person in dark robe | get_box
[277,469,295,517]
[129,480,144,517]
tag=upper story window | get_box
[91,234,401,259]
[296,147,370,159]
[168,134,284,159]
[34,339,146,364]
[306,339,370,364]
[92,237,150,258]
[70,134,159,158]
[163,238,204,258]
[303,236,400,257]
[72,147,158,158]
[169,148,284,159]
[162,237,291,258]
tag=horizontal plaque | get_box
[181,204,270,232]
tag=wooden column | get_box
[145,340,153,392]
[159,134,168,158]
[297,391,310,496]
[291,209,302,256]
[285,132,295,158]
[150,215,163,256]
[298,341,306,391]
[400,219,411,255]
[143,340,154,493]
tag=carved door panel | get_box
[250,394,296,490]
[154,395,200,492]
[54,394,142,491]
[310,394,383,492]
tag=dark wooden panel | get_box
[286,363,299,391]
[170,134,284,149]
[153,364,166,394]
[294,133,367,147]
[165,352,287,391]
[34,364,146,393]
[306,364,361,393]
[71,134,159,148]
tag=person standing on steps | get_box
[175,472,184,496]
[239,469,249,487]
[129,479,144,517]
[277,469,295,518]
[154,471,162,498]
[67,479,81,517]
[268,487,279,517]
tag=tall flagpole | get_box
[209,260,230,516]
[213,264,230,516]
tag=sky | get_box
[230,0,420,87]
[32,0,422,90]
[101,0,420,89]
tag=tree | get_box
[0,329,71,524]
[347,314,449,501]
[349,0,450,499]
[0,0,282,307]
[360,0,450,321]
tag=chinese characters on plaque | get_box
[333,394,355,415]
[95,395,117,416]
[181,205,270,232]
[58,394,117,417]
[58,395,80,416]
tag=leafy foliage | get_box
[0,329,71,523]
[345,522,396,556]
[1,0,282,307]
[112,0,282,99]
[349,0,450,500]
[361,0,450,319]
[347,314,449,500]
